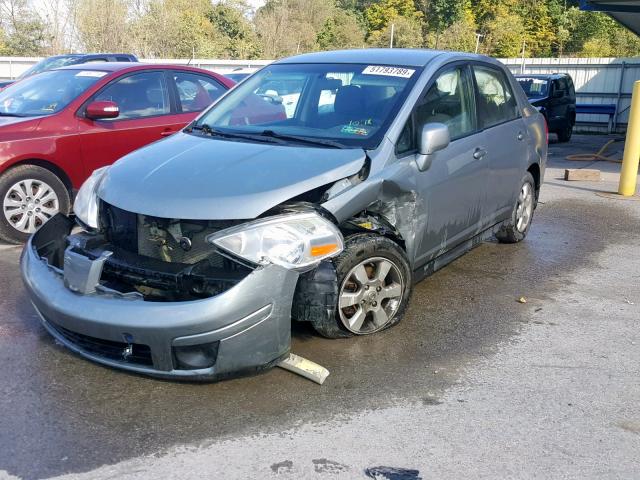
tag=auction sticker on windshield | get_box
[75,71,108,78]
[362,66,415,78]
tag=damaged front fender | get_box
[321,160,426,266]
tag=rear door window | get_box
[172,72,226,113]
[473,66,519,129]
[93,71,170,120]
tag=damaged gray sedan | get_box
[21,49,547,380]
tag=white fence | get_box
[2,55,638,133]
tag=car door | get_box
[548,78,568,131]
[76,70,175,176]
[398,64,489,265]
[472,64,530,222]
[168,70,228,131]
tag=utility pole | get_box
[520,40,526,74]
[474,33,483,54]
[389,23,395,49]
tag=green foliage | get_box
[209,1,262,59]
[317,12,365,50]
[364,0,422,33]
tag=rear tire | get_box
[556,122,573,142]
[311,234,413,339]
[496,172,536,244]
[0,165,70,244]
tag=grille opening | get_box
[91,203,253,301]
[51,322,153,366]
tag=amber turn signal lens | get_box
[311,244,339,257]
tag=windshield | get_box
[516,77,549,98]
[0,69,106,117]
[193,63,421,148]
[19,56,81,79]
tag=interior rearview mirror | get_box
[416,122,450,171]
[85,100,120,120]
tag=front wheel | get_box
[496,172,536,244]
[0,165,70,244]
[311,234,413,338]
[556,122,573,142]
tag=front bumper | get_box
[20,216,299,381]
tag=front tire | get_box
[0,165,70,244]
[496,172,536,244]
[556,122,573,142]
[311,234,413,339]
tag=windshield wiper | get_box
[259,130,345,149]
[0,112,24,117]
[188,123,285,144]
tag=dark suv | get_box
[515,73,576,142]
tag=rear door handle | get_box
[473,148,487,160]
[160,130,175,137]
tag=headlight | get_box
[207,212,343,270]
[73,166,109,229]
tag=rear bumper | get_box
[20,216,299,381]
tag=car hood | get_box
[98,132,367,220]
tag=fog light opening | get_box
[173,342,220,370]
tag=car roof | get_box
[275,48,477,67]
[55,62,211,73]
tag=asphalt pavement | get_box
[0,134,638,480]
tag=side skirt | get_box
[412,221,504,285]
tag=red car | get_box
[0,63,234,243]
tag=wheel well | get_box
[340,212,407,252]
[528,163,541,194]
[5,159,73,197]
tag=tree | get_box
[255,0,335,58]
[130,0,226,58]
[434,16,477,52]
[482,7,526,57]
[75,0,129,52]
[209,0,262,59]
[0,0,49,55]
[364,0,422,34]
[317,11,365,50]
[367,15,423,48]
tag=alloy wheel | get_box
[338,257,404,334]
[2,179,60,234]
[515,182,534,233]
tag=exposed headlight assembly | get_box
[207,212,344,271]
[73,166,109,229]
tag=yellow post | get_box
[618,80,640,196]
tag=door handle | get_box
[517,132,524,141]
[160,130,175,137]
[473,148,487,160]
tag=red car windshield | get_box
[0,69,107,117]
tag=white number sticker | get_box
[362,65,415,78]
[75,71,107,78]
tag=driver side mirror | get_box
[85,100,119,120]
[416,123,450,171]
